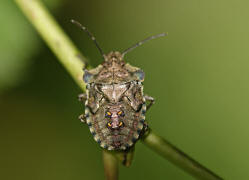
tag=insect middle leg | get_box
[78,93,87,123]
[144,95,155,111]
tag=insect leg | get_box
[78,93,87,123]
[78,114,87,123]
[144,95,155,111]
[78,93,87,102]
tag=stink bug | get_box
[72,20,166,151]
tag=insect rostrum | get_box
[72,20,166,151]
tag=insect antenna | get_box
[122,32,168,57]
[71,19,105,60]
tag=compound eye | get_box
[134,69,145,81]
[105,111,112,118]
[117,111,125,117]
[83,70,94,83]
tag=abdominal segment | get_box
[85,101,146,150]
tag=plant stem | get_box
[15,0,86,91]
[141,129,223,180]
[103,150,119,180]
[15,0,223,179]
[14,0,117,179]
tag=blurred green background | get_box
[1,0,249,179]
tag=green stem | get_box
[141,129,223,180]
[15,0,86,91]
[103,150,119,180]
[15,0,223,180]
[15,0,117,179]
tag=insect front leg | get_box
[78,93,87,103]
[144,95,155,111]
[78,93,87,123]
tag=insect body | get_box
[82,52,147,150]
[72,20,166,151]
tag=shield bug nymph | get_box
[72,20,166,151]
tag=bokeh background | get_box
[1,0,249,179]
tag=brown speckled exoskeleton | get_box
[72,20,166,151]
